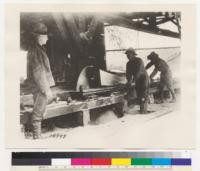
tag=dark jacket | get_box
[126,57,147,83]
[26,44,55,93]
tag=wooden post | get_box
[114,102,125,118]
[77,110,90,126]
[82,110,90,126]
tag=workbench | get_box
[20,92,125,126]
[20,79,180,127]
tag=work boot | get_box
[140,99,148,114]
[32,120,42,139]
[140,106,147,114]
[156,99,164,104]
[170,97,176,103]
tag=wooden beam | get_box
[103,15,180,39]
[156,18,171,25]
[20,94,125,125]
[117,12,165,20]
[82,110,90,125]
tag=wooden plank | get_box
[20,80,179,106]
[20,88,72,106]
[44,95,124,119]
[20,94,125,125]
[105,15,180,39]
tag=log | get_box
[20,94,125,125]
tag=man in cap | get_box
[145,51,176,103]
[26,22,55,139]
[125,47,149,114]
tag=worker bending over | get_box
[145,51,176,103]
[125,47,149,114]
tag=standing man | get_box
[125,47,149,114]
[145,51,176,103]
[26,22,55,139]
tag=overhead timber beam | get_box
[103,15,181,39]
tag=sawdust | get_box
[37,100,179,141]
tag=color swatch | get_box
[112,158,131,166]
[12,152,191,166]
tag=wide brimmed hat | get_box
[32,22,48,35]
[125,47,137,55]
[147,51,159,60]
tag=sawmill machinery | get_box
[20,12,181,129]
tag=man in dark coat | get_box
[26,22,55,139]
[145,51,176,103]
[125,47,149,114]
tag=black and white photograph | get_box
[5,4,196,148]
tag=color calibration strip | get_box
[13,158,191,166]
[12,152,191,167]
[52,158,191,166]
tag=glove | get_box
[80,32,89,41]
